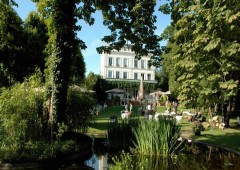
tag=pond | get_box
[85,138,240,170]
[1,138,240,169]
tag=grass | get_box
[88,105,140,135]
[195,126,240,151]
[87,105,240,152]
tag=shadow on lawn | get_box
[198,130,240,151]
[89,122,109,131]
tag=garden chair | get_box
[175,115,183,124]
[109,116,118,124]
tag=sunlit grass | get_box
[87,105,240,152]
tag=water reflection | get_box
[86,142,240,170]
[85,154,109,170]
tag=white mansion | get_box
[100,45,157,102]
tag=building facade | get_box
[100,45,157,103]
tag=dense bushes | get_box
[0,81,44,143]
[66,88,96,132]
[0,77,96,161]
[0,79,45,161]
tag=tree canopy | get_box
[96,0,162,67]
[161,0,240,125]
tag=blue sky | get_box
[14,0,171,75]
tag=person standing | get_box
[130,102,133,112]
[125,102,128,111]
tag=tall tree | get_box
[162,0,240,126]
[155,66,169,92]
[0,0,17,6]
[23,11,48,75]
[0,1,23,85]
[32,0,165,134]
[69,48,86,84]
[34,0,95,133]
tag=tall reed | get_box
[107,118,138,151]
[132,117,182,157]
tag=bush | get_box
[65,88,96,133]
[0,76,45,160]
[0,80,45,144]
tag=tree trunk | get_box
[50,0,78,132]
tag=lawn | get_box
[87,105,240,152]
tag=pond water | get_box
[85,138,240,170]
[2,139,239,169]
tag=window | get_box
[134,59,138,68]
[147,74,151,80]
[116,71,120,79]
[141,73,144,80]
[108,70,113,78]
[116,58,120,67]
[134,73,138,80]
[108,57,113,66]
[123,72,128,79]
[123,58,128,67]
[147,62,151,69]
[141,60,145,69]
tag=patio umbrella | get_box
[137,74,145,100]
[105,88,125,93]
[162,91,171,95]
[150,90,171,96]
[149,90,164,96]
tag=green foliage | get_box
[34,0,96,127]
[0,63,9,87]
[70,48,86,84]
[133,117,183,157]
[111,151,180,170]
[66,88,96,133]
[107,119,138,151]
[111,151,134,170]
[96,0,161,67]
[162,0,240,119]
[155,67,169,91]
[0,75,45,157]
[0,2,24,85]
[84,72,99,90]
[23,11,48,75]
[0,139,83,162]
[107,116,183,157]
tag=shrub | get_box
[0,80,44,144]
[65,88,96,133]
[0,75,45,160]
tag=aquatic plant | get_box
[132,117,183,157]
[107,118,138,151]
